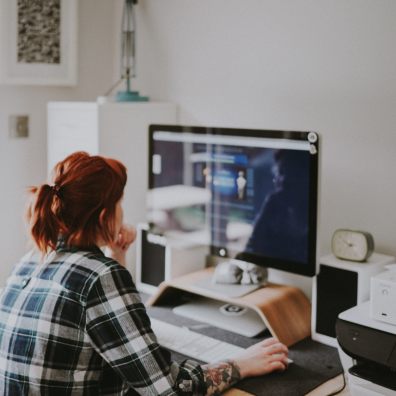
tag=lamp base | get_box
[115,90,149,102]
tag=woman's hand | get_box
[202,338,289,395]
[106,224,137,267]
[234,337,289,379]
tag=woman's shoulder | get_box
[16,248,123,299]
[8,247,128,302]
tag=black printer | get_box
[336,301,396,395]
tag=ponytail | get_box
[28,184,63,253]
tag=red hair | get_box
[27,152,127,253]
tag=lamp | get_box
[115,0,148,102]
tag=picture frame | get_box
[0,0,78,86]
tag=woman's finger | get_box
[269,360,286,372]
[120,225,136,244]
[260,337,280,347]
[266,343,288,355]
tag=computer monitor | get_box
[147,125,319,278]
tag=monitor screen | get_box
[147,125,319,277]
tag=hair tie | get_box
[50,184,62,199]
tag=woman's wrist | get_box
[202,360,242,395]
[232,358,248,379]
[104,224,136,268]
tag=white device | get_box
[136,223,208,294]
[312,253,395,347]
[150,317,244,363]
[371,269,396,326]
[172,297,266,337]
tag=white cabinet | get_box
[47,102,99,175]
[47,101,178,271]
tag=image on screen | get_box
[147,127,318,274]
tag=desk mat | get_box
[146,301,343,396]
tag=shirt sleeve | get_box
[85,263,207,396]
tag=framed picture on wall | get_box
[0,0,78,86]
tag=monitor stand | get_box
[172,261,268,337]
[147,267,312,346]
[172,296,266,337]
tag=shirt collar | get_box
[56,237,104,257]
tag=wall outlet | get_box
[9,115,29,138]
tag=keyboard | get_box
[150,318,244,363]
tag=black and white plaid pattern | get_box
[0,244,206,395]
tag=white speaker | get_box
[136,223,209,294]
[312,253,395,347]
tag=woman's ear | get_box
[98,208,110,244]
[98,208,117,245]
[99,208,106,228]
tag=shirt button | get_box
[21,278,30,288]
[179,384,185,389]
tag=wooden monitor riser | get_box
[148,268,311,347]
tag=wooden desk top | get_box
[224,374,350,395]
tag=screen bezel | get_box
[148,124,319,277]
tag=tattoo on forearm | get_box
[202,360,242,396]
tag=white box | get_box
[371,270,396,326]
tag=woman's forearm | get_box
[202,360,242,396]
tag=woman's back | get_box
[0,245,129,394]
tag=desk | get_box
[223,374,350,395]
[306,375,350,396]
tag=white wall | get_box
[2,0,395,289]
[0,0,117,285]
[134,0,396,262]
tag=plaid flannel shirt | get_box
[0,244,206,395]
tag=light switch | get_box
[9,115,29,138]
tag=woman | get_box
[0,152,289,395]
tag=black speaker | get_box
[135,224,208,294]
[140,229,166,288]
[312,253,393,346]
